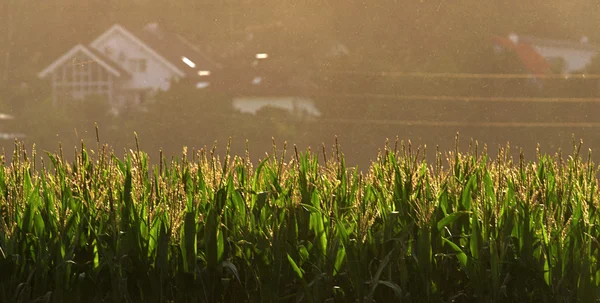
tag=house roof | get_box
[40,22,322,93]
[129,23,222,80]
[519,36,600,52]
[493,36,551,75]
[89,24,186,78]
[87,23,222,81]
[38,44,130,78]
[86,47,132,77]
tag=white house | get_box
[232,96,322,120]
[518,35,599,74]
[38,23,221,108]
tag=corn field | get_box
[0,134,599,302]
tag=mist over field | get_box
[2,0,600,166]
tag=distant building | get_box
[207,26,347,119]
[492,35,552,76]
[209,21,348,96]
[493,33,599,75]
[37,23,221,108]
[521,35,599,74]
[210,62,323,119]
[232,96,321,120]
[37,21,345,119]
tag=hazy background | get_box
[3,0,600,168]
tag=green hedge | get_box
[0,136,599,302]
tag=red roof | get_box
[493,36,551,75]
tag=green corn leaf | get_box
[470,212,480,260]
[287,254,304,279]
[377,280,403,299]
[232,189,246,223]
[437,211,470,231]
[366,247,397,301]
[33,212,44,236]
[333,244,346,276]
[148,215,161,261]
[217,225,224,265]
[182,211,197,273]
[310,211,327,256]
[483,171,496,204]
[222,260,241,285]
[460,174,477,211]
[205,209,219,270]
[443,238,468,268]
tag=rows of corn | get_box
[0,134,599,302]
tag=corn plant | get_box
[0,134,599,302]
